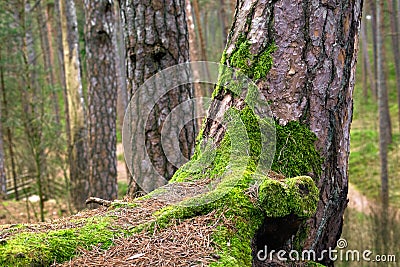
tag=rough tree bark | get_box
[119,0,196,194]
[84,0,118,201]
[60,0,89,210]
[203,0,362,265]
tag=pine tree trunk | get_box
[205,0,362,265]
[114,4,128,135]
[193,0,207,63]
[219,0,230,46]
[388,0,400,131]
[185,0,204,129]
[0,59,18,201]
[84,0,118,202]
[37,1,60,125]
[0,52,6,200]
[361,14,376,98]
[370,0,378,99]
[60,0,89,210]
[119,0,196,194]
[377,0,390,214]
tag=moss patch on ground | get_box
[0,217,116,266]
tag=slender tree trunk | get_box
[186,0,203,129]
[84,0,118,202]
[361,14,376,99]
[379,1,393,144]
[193,0,207,62]
[219,0,229,46]
[114,3,127,135]
[119,0,196,194]
[20,0,46,222]
[377,0,390,214]
[205,0,362,265]
[37,1,60,124]
[54,0,73,212]
[0,50,6,200]
[370,0,378,99]
[0,59,18,201]
[388,0,400,131]
[60,0,89,210]
[54,0,71,144]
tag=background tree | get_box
[119,0,196,194]
[59,0,89,210]
[376,0,390,246]
[84,0,118,201]
[0,74,5,200]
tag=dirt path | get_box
[117,143,128,182]
[347,183,376,214]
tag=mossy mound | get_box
[0,175,318,267]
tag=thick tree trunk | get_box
[60,0,89,210]
[84,0,118,201]
[119,0,196,194]
[205,0,362,265]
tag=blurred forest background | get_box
[0,0,399,266]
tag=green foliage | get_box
[272,121,323,179]
[117,181,128,198]
[0,217,117,267]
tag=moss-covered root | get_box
[153,175,319,267]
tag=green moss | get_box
[0,217,117,266]
[305,261,327,267]
[258,176,319,218]
[272,121,323,179]
[212,36,275,98]
[229,36,276,81]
